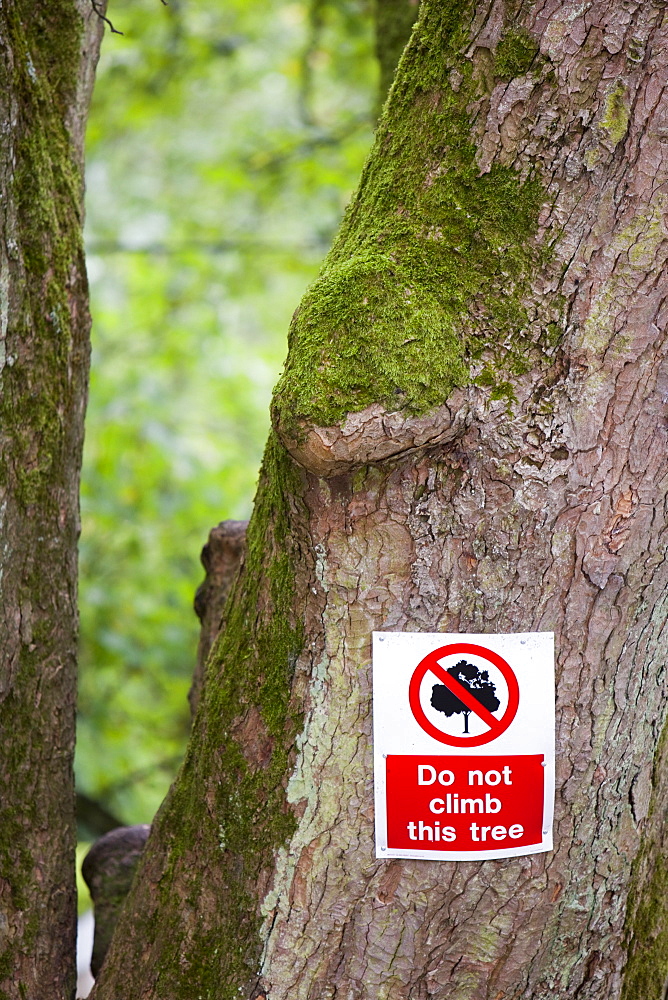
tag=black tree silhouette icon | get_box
[431,660,500,734]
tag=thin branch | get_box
[95,755,184,797]
[242,114,373,173]
[90,0,124,35]
[86,235,332,257]
[298,0,327,128]
[76,791,125,837]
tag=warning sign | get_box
[373,632,554,861]
[408,643,519,747]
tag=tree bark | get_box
[93,2,668,998]
[0,3,104,996]
[190,520,248,716]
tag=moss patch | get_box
[600,80,629,146]
[1,0,87,512]
[0,0,85,990]
[622,854,668,1000]
[273,3,550,437]
[280,252,468,420]
[494,27,540,81]
[622,721,668,1000]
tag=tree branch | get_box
[90,0,124,35]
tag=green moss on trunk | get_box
[1,0,87,511]
[622,854,668,1000]
[0,2,91,996]
[95,6,566,996]
[600,80,630,146]
[621,721,668,1000]
[273,3,550,437]
[494,27,540,81]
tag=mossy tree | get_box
[93,1,668,998]
[0,2,104,997]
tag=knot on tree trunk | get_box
[190,519,248,714]
[82,824,151,978]
[274,394,471,477]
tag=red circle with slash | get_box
[408,643,519,747]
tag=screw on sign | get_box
[408,643,519,748]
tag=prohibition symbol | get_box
[408,643,519,747]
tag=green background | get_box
[77,0,378,842]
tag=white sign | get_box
[373,631,555,861]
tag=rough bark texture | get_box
[190,520,248,716]
[94,2,668,999]
[0,3,104,997]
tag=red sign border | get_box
[408,643,520,747]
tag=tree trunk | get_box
[93,2,668,998]
[0,3,104,996]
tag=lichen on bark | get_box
[600,80,630,146]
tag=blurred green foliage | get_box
[77,0,378,830]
